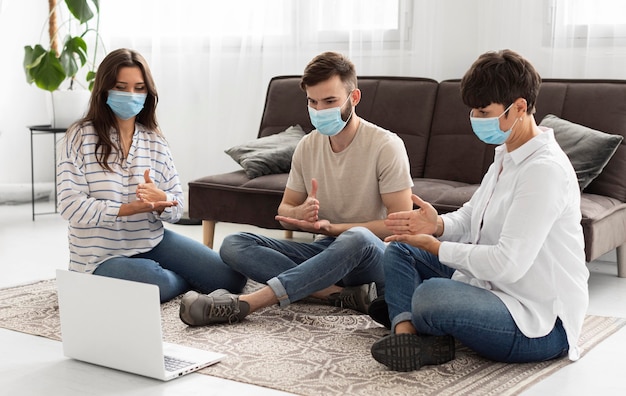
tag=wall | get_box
[0,1,52,189]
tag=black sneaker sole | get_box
[371,333,455,371]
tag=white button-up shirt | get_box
[439,128,589,361]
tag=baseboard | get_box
[0,183,53,205]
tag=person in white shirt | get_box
[57,48,246,302]
[369,49,589,372]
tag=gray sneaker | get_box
[328,282,377,314]
[179,289,250,326]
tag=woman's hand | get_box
[118,199,178,217]
[384,194,439,236]
[383,194,441,255]
[384,233,441,255]
[118,169,177,216]
[136,169,167,203]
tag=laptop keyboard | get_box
[164,355,195,372]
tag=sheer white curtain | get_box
[4,0,626,187]
[548,0,626,77]
[96,0,626,188]
[99,0,413,185]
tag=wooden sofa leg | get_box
[616,244,626,278]
[284,230,293,239]
[202,220,216,249]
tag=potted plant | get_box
[23,0,101,128]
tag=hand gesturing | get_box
[275,178,331,233]
[298,178,320,222]
[133,169,178,213]
[384,194,438,236]
[137,169,166,203]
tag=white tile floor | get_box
[1,201,625,395]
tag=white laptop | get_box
[56,269,225,381]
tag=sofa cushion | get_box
[412,178,478,214]
[225,125,306,179]
[580,193,626,262]
[540,114,623,190]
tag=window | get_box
[305,0,410,49]
[100,0,411,49]
[549,0,626,47]
[315,0,399,31]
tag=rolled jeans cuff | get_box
[391,312,413,333]
[267,277,291,307]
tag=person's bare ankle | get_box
[394,320,418,335]
[242,286,279,313]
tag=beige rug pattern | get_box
[1,279,624,396]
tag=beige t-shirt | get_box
[286,119,413,224]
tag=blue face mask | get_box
[469,103,518,145]
[308,94,353,136]
[106,90,147,120]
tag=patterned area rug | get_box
[1,279,625,396]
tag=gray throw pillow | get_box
[540,114,623,190]
[225,125,306,179]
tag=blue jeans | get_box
[383,241,569,363]
[93,229,247,303]
[219,227,385,306]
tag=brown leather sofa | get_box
[189,76,626,277]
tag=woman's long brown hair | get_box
[77,48,161,171]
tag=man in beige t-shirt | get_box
[179,51,414,326]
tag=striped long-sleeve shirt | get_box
[56,122,183,273]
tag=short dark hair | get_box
[460,49,541,114]
[300,51,357,93]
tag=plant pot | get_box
[48,90,91,128]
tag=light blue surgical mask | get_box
[469,103,518,145]
[308,94,353,136]
[106,90,147,120]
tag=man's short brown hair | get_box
[460,49,541,114]
[300,51,357,93]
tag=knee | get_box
[339,227,383,251]
[382,241,410,270]
[412,278,448,303]
[220,233,250,257]
[219,232,256,269]
[411,279,450,326]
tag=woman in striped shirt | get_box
[57,48,246,302]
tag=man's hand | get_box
[384,194,438,236]
[294,178,320,223]
[275,178,334,234]
[274,215,332,234]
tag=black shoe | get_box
[368,296,391,329]
[328,282,377,314]
[371,333,455,372]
